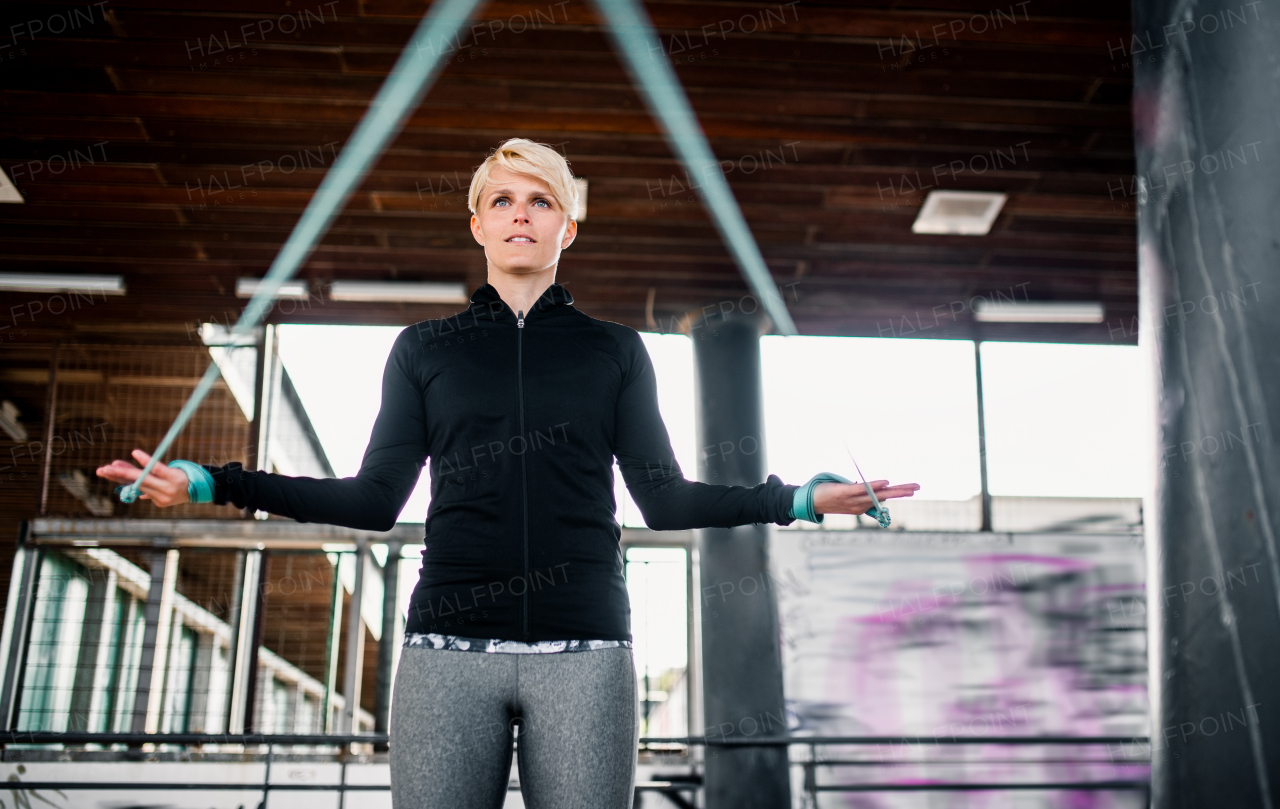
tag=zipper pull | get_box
[517,309,524,328]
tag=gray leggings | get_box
[390,646,638,808]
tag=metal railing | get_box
[0,731,1151,805]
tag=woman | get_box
[98,138,919,808]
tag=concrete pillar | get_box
[1132,1,1280,805]
[689,310,790,808]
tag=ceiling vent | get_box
[911,190,1006,235]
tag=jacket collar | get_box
[469,282,575,319]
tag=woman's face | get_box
[470,166,577,276]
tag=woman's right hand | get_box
[95,449,192,507]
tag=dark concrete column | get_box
[1132,2,1280,806]
[688,310,790,809]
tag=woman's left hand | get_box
[96,449,192,507]
[812,480,919,515]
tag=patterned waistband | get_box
[403,632,632,655]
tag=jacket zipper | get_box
[516,309,529,640]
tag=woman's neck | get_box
[487,266,556,317]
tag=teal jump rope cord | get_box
[117,0,485,503]
[119,0,797,502]
[591,0,798,335]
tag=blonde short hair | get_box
[468,138,579,221]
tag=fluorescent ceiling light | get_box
[0,400,27,442]
[575,177,589,221]
[0,169,22,203]
[199,322,260,346]
[974,300,1105,323]
[0,273,125,294]
[328,281,468,303]
[912,190,1007,236]
[237,277,309,299]
[58,469,114,517]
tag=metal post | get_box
[242,550,269,733]
[323,553,344,733]
[132,547,178,733]
[974,340,993,532]
[686,542,700,744]
[342,540,367,734]
[261,741,274,806]
[221,549,246,732]
[244,326,274,519]
[228,549,262,734]
[688,309,791,809]
[38,343,59,516]
[374,539,402,736]
[0,524,41,729]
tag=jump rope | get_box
[117,0,797,504]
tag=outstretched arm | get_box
[611,329,918,528]
[611,329,792,530]
[97,328,429,531]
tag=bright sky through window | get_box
[276,325,1146,526]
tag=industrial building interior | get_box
[0,0,1276,807]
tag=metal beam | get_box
[29,518,424,549]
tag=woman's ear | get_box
[561,219,578,249]
[470,213,485,246]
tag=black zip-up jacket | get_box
[208,282,800,642]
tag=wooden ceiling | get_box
[0,0,1136,344]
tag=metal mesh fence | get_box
[172,548,242,734]
[33,343,253,520]
[254,551,344,734]
[13,544,382,738]
[16,548,147,734]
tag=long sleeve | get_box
[207,328,428,531]
[610,329,797,531]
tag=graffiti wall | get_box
[771,530,1149,808]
